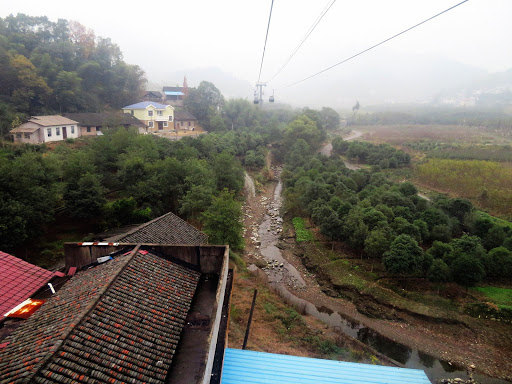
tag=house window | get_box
[148,121,154,128]
[87,127,91,133]
[163,121,168,127]
[56,127,61,136]
[148,110,153,117]
[169,116,173,121]
[188,122,191,127]
[24,133,30,139]
[71,126,75,134]
[47,128,52,137]
[157,110,163,116]
[16,133,21,139]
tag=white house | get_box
[10,115,80,144]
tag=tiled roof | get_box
[9,125,40,133]
[0,251,55,317]
[63,112,144,127]
[29,115,78,127]
[107,211,208,245]
[0,250,201,383]
[174,110,197,121]
[143,91,163,97]
[122,101,171,110]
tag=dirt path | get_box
[320,130,364,171]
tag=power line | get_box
[257,0,275,84]
[269,0,337,84]
[283,0,470,89]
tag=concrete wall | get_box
[43,124,79,142]
[80,126,98,136]
[64,243,227,274]
[12,130,42,144]
[201,246,229,384]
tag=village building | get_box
[63,112,145,136]
[163,86,185,107]
[174,110,199,131]
[122,101,175,133]
[103,211,208,245]
[0,243,231,383]
[10,115,79,144]
[142,90,164,103]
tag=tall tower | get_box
[183,76,189,98]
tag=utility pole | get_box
[255,82,266,106]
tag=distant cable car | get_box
[253,91,259,104]
[269,89,275,103]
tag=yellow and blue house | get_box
[122,101,175,133]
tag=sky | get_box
[2,0,512,106]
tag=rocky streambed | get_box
[242,166,511,384]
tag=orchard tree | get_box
[427,259,451,294]
[364,229,392,259]
[383,234,423,276]
[451,255,485,290]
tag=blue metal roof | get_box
[221,349,431,384]
[122,101,170,109]
[164,91,184,96]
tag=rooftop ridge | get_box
[107,211,208,244]
[29,245,141,381]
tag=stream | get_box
[247,165,510,384]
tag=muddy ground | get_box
[233,167,512,383]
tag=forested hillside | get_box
[0,14,146,137]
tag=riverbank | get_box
[229,167,402,367]
[234,158,512,383]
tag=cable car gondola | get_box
[253,91,259,104]
[269,89,275,103]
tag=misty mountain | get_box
[146,53,512,109]
[275,52,493,108]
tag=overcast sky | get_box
[2,0,512,104]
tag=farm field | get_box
[358,124,512,219]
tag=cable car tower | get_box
[254,82,266,106]
[254,83,275,105]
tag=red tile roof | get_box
[0,251,55,317]
[0,249,201,383]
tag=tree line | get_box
[280,120,512,288]
[0,127,279,252]
[0,14,146,138]
[332,137,411,169]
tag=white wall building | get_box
[10,115,80,144]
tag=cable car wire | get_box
[257,0,275,84]
[268,0,337,84]
[283,0,470,89]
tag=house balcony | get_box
[155,115,171,122]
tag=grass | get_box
[298,241,461,320]
[228,272,366,361]
[292,217,314,242]
[472,286,512,306]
